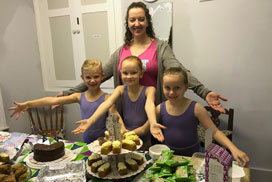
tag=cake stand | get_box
[88,139,143,155]
[25,148,77,169]
[86,113,147,179]
[86,145,147,180]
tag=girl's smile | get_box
[121,60,143,86]
[163,74,188,102]
[81,68,103,90]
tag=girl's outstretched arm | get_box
[146,87,166,142]
[144,87,157,125]
[8,94,80,120]
[150,104,166,142]
[8,101,28,120]
[195,103,250,167]
[132,120,150,137]
[72,86,124,134]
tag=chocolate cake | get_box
[34,142,65,162]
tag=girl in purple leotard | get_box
[72,56,157,150]
[152,67,250,166]
[9,60,124,144]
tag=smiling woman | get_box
[63,1,220,112]
[63,1,228,148]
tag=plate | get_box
[25,149,77,169]
[0,146,16,164]
[0,131,11,143]
[88,139,143,155]
[86,152,147,179]
[0,163,31,181]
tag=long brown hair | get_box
[124,2,156,46]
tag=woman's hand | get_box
[231,148,250,167]
[72,119,91,134]
[150,123,166,142]
[8,101,28,120]
[205,91,228,113]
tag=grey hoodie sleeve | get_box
[159,40,211,100]
[62,82,88,96]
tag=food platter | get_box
[0,146,16,164]
[86,152,147,179]
[0,131,11,143]
[23,167,32,182]
[0,163,31,182]
[25,149,77,169]
[88,139,143,155]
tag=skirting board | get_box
[250,167,272,182]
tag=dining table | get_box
[0,133,91,181]
[0,132,250,182]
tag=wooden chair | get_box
[197,106,234,145]
[27,105,65,139]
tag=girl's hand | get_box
[8,101,28,120]
[72,119,91,134]
[231,148,250,167]
[150,123,166,142]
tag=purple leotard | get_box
[160,101,200,156]
[80,92,107,144]
[122,85,151,141]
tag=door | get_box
[33,0,122,92]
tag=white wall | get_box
[0,0,43,133]
[0,0,83,142]
[172,0,272,171]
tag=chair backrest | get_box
[204,106,234,140]
[27,105,65,139]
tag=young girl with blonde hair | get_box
[151,67,250,166]
[9,59,123,143]
[72,56,157,149]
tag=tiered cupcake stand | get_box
[86,114,147,180]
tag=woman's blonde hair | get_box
[121,56,143,71]
[81,59,103,74]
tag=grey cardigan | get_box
[63,39,210,104]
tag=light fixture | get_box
[144,0,158,3]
